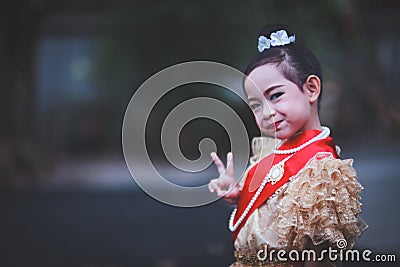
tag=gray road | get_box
[1,149,399,266]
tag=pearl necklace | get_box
[228,153,294,232]
[273,126,330,154]
[228,126,330,232]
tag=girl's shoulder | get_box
[249,136,279,164]
[293,151,359,189]
[279,151,367,249]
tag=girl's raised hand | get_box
[208,152,240,204]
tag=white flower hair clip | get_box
[257,29,296,52]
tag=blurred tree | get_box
[1,0,400,189]
[93,0,400,142]
[0,0,43,189]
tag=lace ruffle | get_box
[274,152,368,248]
[249,136,280,165]
[234,152,368,254]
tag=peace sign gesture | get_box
[208,152,240,204]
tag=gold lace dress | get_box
[230,137,368,267]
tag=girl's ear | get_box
[303,75,321,103]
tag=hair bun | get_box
[258,23,295,39]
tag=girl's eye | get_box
[250,103,261,110]
[270,92,284,100]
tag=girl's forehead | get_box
[245,64,285,89]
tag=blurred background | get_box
[1,0,399,266]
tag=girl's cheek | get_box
[253,112,261,128]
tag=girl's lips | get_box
[274,120,283,129]
[262,120,283,131]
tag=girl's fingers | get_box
[210,152,226,176]
[208,179,218,193]
[215,186,226,197]
[209,179,226,196]
[208,182,214,193]
[226,152,234,177]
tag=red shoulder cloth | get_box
[232,129,339,242]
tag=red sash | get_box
[232,129,339,242]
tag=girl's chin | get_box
[275,133,292,140]
[260,128,276,138]
[261,128,293,140]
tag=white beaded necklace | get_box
[228,126,330,232]
[273,126,330,154]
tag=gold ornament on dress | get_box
[265,154,294,185]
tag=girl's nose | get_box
[262,105,276,120]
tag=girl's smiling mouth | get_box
[274,120,283,129]
[262,120,283,131]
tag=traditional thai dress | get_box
[229,128,368,266]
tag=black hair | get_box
[244,23,323,107]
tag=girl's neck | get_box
[287,116,321,142]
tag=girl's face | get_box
[244,64,316,140]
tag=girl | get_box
[208,24,367,266]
